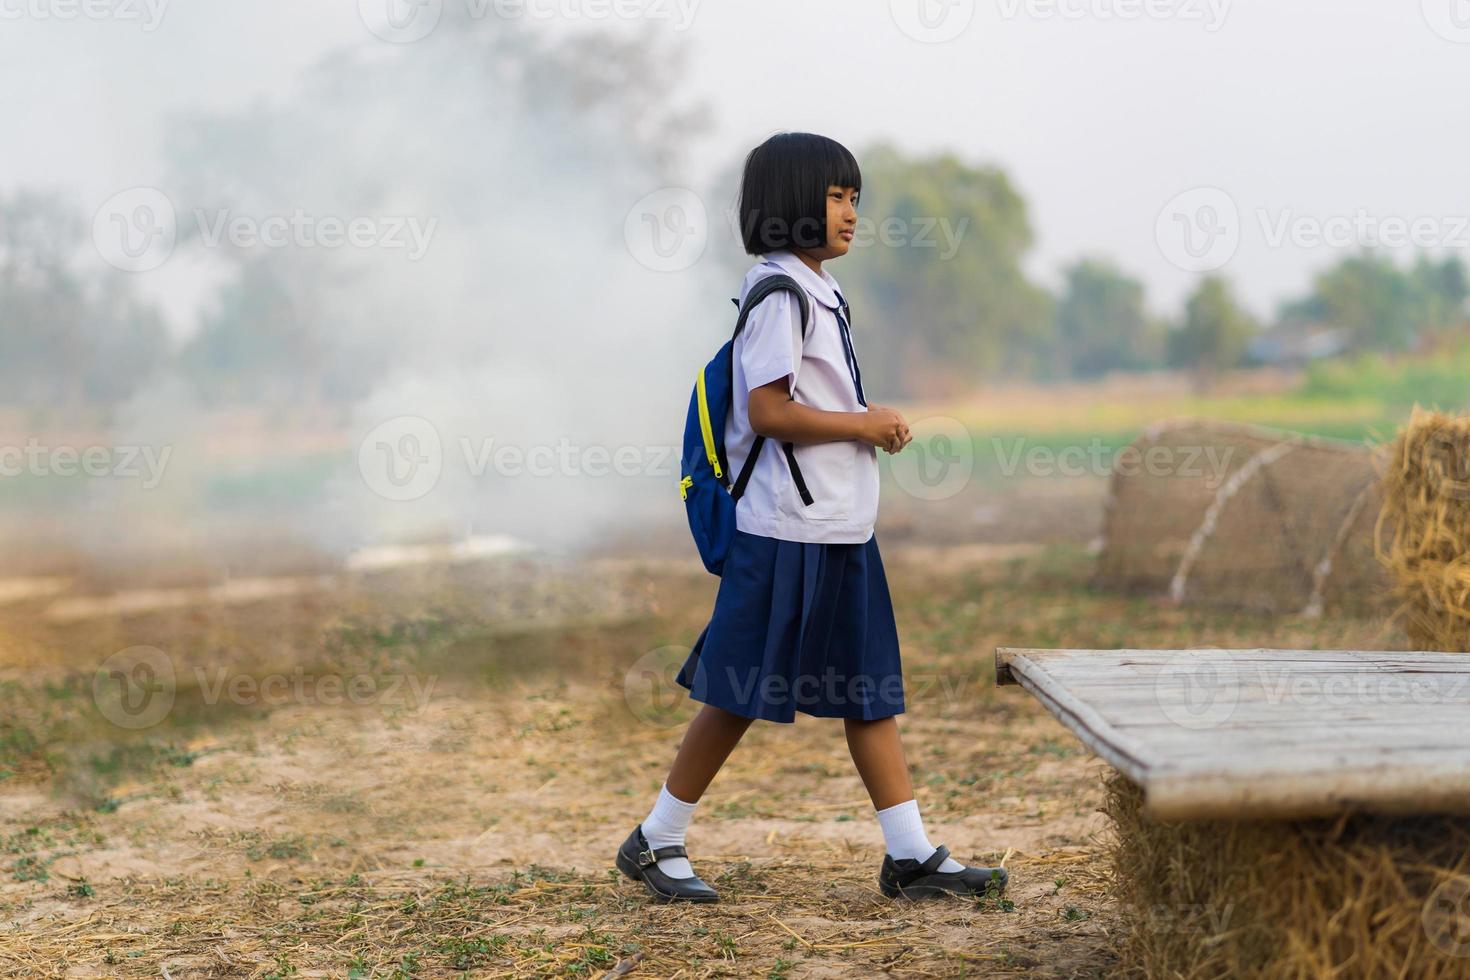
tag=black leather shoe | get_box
[879,844,1008,900]
[615,824,719,903]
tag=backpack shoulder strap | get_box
[732,273,810,344]
[728,273,816,507]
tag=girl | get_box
[616,132,1008,902]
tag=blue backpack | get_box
[680,274,812,575]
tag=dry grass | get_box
[0,545,1123,978]
[0,533,1404,977]
[1104,772,1470,979]
[0,854,1108,978]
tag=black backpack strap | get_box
[730,434,811,506]
[731,435,762,502]
[728,274,814,506]
[732,273,810,343]
[781,442,814,505]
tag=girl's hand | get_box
[875,404,914,454]
[860,404,912,454]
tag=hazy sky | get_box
[3,0,1466,320]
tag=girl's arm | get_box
[749,380,910,453]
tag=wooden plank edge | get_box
[994,646,1018,685]
[1146,761,1470,821]
[996,649,1154,787]
[996,647,1470,664]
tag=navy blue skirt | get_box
[675,528,905,723]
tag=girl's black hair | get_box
[737,132,861,255]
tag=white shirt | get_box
[725,249,880,544]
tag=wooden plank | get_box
[1112,711,1470,730]
[1137,740,1470,763]
[1046,687,1470,708]
[1147,760,1470,820]
[995,650,1152,785]
[1023,664,1470,679]
[993,646,1470,820]
[1000,647,1470,668]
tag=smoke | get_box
[46,14,729,578]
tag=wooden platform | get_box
[996,647,1470,820]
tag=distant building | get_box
[1246,323,1351,366]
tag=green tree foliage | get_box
[1283,251,1467,352]
[0,192,168,408]
[1408,254,1467,338]
[1167,276,1257,382]
[837,143,1052,394]
[1051,258,1162,377]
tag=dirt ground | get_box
[0,476,1401,978]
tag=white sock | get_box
[876,799,964,873]
[639,783,698,879]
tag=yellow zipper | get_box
[679,475,693,500]
[694,368,723,479]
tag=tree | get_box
[0,192,169,410]
[1313,253,1418,351]
[1167,276,1256,386]
[1052,258,1161,378]
[1408,253,1468,341]
[1280,251,1468,353]
[831,144,1053,395]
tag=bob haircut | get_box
[737,132,861,255]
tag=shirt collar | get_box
[762,249,844,311]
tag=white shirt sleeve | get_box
[738,289,805,394]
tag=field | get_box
[0,369,1418,977]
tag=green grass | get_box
[1299,345,1470,414]
[879,413,1400,497]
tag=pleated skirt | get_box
[675,528,905,723]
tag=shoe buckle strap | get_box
[918,844,950,876]
[637,844,687,868]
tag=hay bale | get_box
[1103,771,1470,979]
[1378,407,1470,651]
[1095,420,1272,594]
[1095,418,1394,615]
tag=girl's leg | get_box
[843,715,914,809]
[844,716,964,872]
[666,703,756,802]
[637,704,754,879]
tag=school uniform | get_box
[675,250,904,723]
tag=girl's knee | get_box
[699,703,756,728]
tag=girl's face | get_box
[799,184,859,262]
